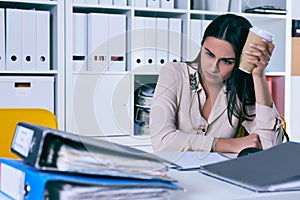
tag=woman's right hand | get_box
[214,134,262,153]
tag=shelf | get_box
[0,0,57,9]
[0,70,58,75]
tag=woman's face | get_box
[200,36,236,85]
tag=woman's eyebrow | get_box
[222,57,235,61]
[204,47,235,60]
[204,47,213,54]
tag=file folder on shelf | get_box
[108,14,126,71]
[0,158,181,200]
[134,0,146,7]
[114,0,127,6]
[201,19,211,37]
[160,0,174,9]
[147,0,159,8]
[132,16,145,71]
[144,17,156,71]
[11,122,178,181]
[99,0,113,5]
[73,13,88,72]
[5,9,22,71]
[0,8,5,71]
[168,18,182,62]
[156,17,169,72]
[85,0,98,4]
[189,19,202,60]
[22,9,37,71]
[73,0,85,3]
[36,10,50,71]
[87,13,109,72]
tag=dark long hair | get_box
[190,13,255,125]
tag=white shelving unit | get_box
[0,0,65,130]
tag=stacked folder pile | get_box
[0,122,181,199]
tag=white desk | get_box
[161,152,300,200]
[169,169,300,200]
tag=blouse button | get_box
[202,128,206,133]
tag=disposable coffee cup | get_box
[239,27,274,74]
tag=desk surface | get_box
[163,152,300,200]
[169,169,300,200]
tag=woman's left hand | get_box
[246,39,275,76]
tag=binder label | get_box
[11,125,34,157]
[0,162,25,200]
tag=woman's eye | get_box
[223,60,233,65]
[222,59,235,65]
[205,52,214,58]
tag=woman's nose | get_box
[210,59,219,72]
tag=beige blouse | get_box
[150,62,283,152]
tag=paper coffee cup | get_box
[239,27,274,74]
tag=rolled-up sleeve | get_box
[243,103,284,149]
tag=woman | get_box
[150,14,284,153]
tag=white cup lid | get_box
[250,26,274,42]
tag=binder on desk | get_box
[6,9,22,71]
[88,13,109,72]
[156,17,169,72]
[200,142,300,192]
[0,8,5,71]
[0,158,181,200]
[22,10,37,71]
[168,18,182,62]
[36,10,50,71]
[73,13,88,72]
[144,17,156,71]
[108,14,126,71]
[132,16,145,71]
[11,122,179,181]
